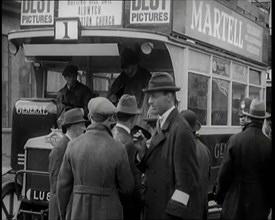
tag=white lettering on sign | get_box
[16,105,48,115]
[33,190,50,202]
[130,0,170,24]
[58,1,122,27]
[214,142,227,159]
[21,0,54,26]
[190,0,243,49]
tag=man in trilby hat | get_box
[216,99,272,220]
[132,72,200,220]
[49,108,87,220]
[180,109,211,220]
[112,94,144,220]
[57,97,134,220]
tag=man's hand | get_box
[133,130,147,160]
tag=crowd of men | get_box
[49,49,272,220]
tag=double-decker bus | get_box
[3,0,270,219]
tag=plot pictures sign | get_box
[130,0,170,24]
[21,0,54,26]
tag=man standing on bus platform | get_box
[49,108,87,220]
[56,64,95,127]
[216,99,271,220]
[132,72,200,220]
[107,48,151,126]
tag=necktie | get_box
[156,117,162,134]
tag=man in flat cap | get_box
[49,108,87,220]
[107,48,151,126]
[216,99,271,219]
[57,97,134,220]
[112,94,144,220]
[132,72,200,219]
[56,64,96,127]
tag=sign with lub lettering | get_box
[172,0,266,63]
[21,0,54,26]
[130,0,171,24]
[58,1,123,27]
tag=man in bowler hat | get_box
[133,72,200,219]
[49,108,87,220]
[216,99,272,220]
[112,94,144,220]
[180,109,211,220]
[56,64,95,127]
[107,48,151,126]
[57,97,134,220]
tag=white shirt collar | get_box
[159,106,175,128]
[116,123,131,134]
[65,133,73,141]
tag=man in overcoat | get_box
[216,99,272,220]
[56,64,95,127]
[112,94,143,220]
[180,110,211,220]
[107,48,151,126]
[49,108,87,220]
[57,97,134,220]
[132,72,200,219]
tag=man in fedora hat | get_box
[216,99,272,220]
[107,48,151,126]
[57,97,134,220]
[180,109,211,220]
[112,94,144,220]
[49,108,87,220]
[132,72,200,219]
[56,64,96,127]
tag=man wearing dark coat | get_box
[56,64,95,127]
[180,109,212,220]
[57,97,134,220]
[107,48,151,126]
[216,99,272,220]
[132,72,200,220]
[112,94,143,220]
[49,108,87,220]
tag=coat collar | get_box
[87,123,113,137]
[144,108,179,160]
[243,121,263,131]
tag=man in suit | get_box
[57,97,134,220]
[49,108,87,220]
[112,94,143,220]
[180,109,211,220]
[216,99,272,220]
[133,72,200,219]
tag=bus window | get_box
[212,56,230,77]
[249,86,261,99]
[249,69,261,85]
[188,72,209,125]
[232,83,246,125]
[211,78,229,125]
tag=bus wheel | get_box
[2,181,21,220]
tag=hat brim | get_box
[117,110,141,115]
[62,119,87,128]
[143,118,158,122]
[243,111,271,119]
[143,86,180,93]
[193,121,201,132]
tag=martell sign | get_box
[172,0,267,63]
